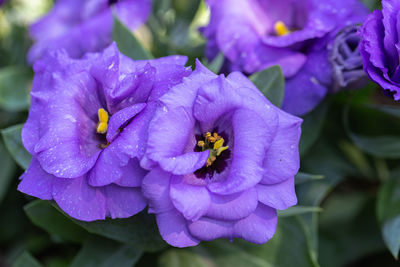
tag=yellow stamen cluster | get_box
[96,108,109,134]
[197,132,229,167]
[274,21,290,36]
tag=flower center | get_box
[197,132,229,167]
[96,108,109,134]
[108,0,119,5]
[194,131,231,179]
[274,21,291,36]
[96,108,110,149]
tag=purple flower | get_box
[330,25,367,92]
[28,0,151,63]
[202,0,369,115]
[18,43,191,222]
[140,60,302,247]
[360,0,400,100]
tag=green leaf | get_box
[2,124,31,169]
[319,192,385,266]
[204,52,224,74]
[160,249,214,267]
[0,142,16,204]
[159,217,318,267]
[112,15,153,60]
[172,0,201,22]
[361,0,381,10]
[299,100,329,156]
[298,137,359,255]
[365,104,400,119]
[12,251,42,267]
[377,169,400,259]
[249,65,285,108]
[25,200,165,252]
[43,201,166,252]
[24,200,90,243]
[382,217,400,260]
[344,106,400,159]
[348,135,400,159]
[295,172,324,185]
[71,236,142,267]
[0,66,31,112]
[72,209,166,252]
[278,206,322,217]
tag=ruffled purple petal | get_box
[113,158,147,187]
[23,50,84,154]
[193,75,242,129]
[206,187,258,220]
[245,45,307,77]
[22,92,49,155]
[225,71,281,119]
[142,168,174,214]
[28,0,151,62]
[261,0,337,47]
[382,0,400,71]
[34,71,103,178]
[104,184,147,219]
[156,209,200,248]
[106,103,146,142]
[52,176,107,221]
[282,49,331,116]
[233,204,277,244]
[189,204,277,244]
[215,17,261,65]
[361,11,388,73]
[87,140,131,187]
[88,105,153,186]
[18,158,54,200]
[114,0,151,29]
[169,175,211,221]
[360,9,400,99]
[208,108,274,195]
[28,9,112,62]
[257,177,297,210]
[159,59,216,109]
[188,217,234,241]
[145,105,210,175]
[53,176,146,221]
[261,110,302,184]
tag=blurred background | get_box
[1,0,400,266]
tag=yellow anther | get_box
[216,146,229,156]
[206,159,212,167]
[213,138,225,150]
[100,142,110,149]
[98,108,108,123]
[197,140,205,148]
[97,108,109,134]
[198,131,229,168]
[208,137,216,143]
[97,122,108,134]
[274,21,290,36]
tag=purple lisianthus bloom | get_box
[360,0,400,100]
[202,0,369,115]
[18,43,191,221]
[28,0,151,63]
[140,60,302,247]
[330,25,367,92]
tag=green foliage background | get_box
[1,0,399,266]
